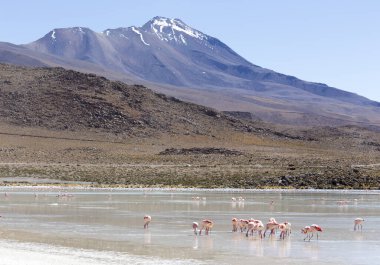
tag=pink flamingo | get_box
[278,223,286,239]
[232,218,239,232]
[245,219,265,238]
[239,219,249,232]
[199,219,214,235]
[143,215,151,229]
[192,222,199,235]
[302,224,322,241]
[354,218,364,231]
[264,217,279,237]
[255,220,265,239]
[246,221,256,237]
[278,223,290,240]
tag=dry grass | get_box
[0,125,379,189]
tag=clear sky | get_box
[1,0,379,101]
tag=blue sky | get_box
[2,0,379,101]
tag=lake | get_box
[0,187,379,264]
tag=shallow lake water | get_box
[0,187,379,264]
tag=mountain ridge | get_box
[1,16,379,127]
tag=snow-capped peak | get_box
[143,16,208,45]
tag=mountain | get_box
[1,17,379,127]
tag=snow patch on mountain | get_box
[131,27,150,46]
[147,17,207,45]
[51,30,56,40]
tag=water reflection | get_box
[144,231,151,244]
[201,236,214,250]
[247,237,264,257]
[192,236,198,250]
[231,201,244,209]
[278,239,291,257]
[303,243,320,260]
[192,200,200,207]
[353,232,364,241]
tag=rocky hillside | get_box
[0,64,264,138]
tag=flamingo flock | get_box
[0,191,367,243]
[143,214,366,242]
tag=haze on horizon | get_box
[1,0,379,102]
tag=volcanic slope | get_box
[0,64,266,138]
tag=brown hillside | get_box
[0,64,265,138]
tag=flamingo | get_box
[245,219,265,238]
[302,224,322,241]
[143,215,151,229]
[301,226,312,241]
[239,219,249,232]
[278,223,289,240]
[246,221,257,237]
[232,218,239,232]
[279,221,292,238]
[354,218,364,231]
[199,219,214,235]
[192,222,199,235]
[264,217,279,237]
[284,221,292,236]
[255,220,265,239]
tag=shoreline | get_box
[1,184,380,194]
